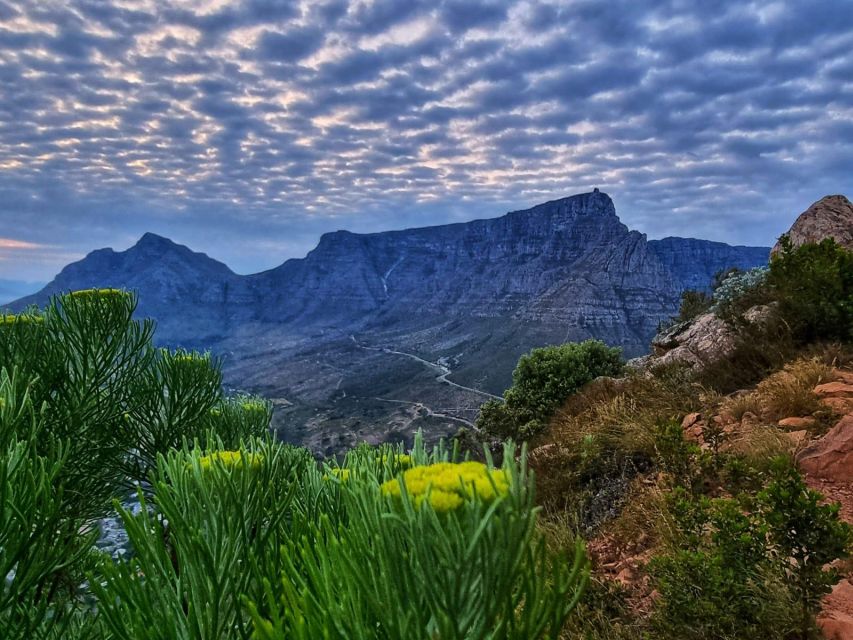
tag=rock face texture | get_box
[772,194,853,255]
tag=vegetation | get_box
[476,340,623,441]
[0,289,587,639]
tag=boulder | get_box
[815,382,853,398]
[650,313,737,369]
[797,415,853,481]
[773,194,853,256]
[778,416,817,430]
[819,579,853,640]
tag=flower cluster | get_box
[197,450,263,471]
[381,453,413,468]
[0,314,44,325]
[323,468,351,483]
[381,461,510,513]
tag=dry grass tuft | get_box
[754,357,832,420]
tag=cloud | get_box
[0,0,851,281]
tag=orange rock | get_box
[819,579,853,640]
[778,416,817,429]
[824,397,853,415]
[820,612,853,640]
[784,430,809,451]
[815,382,853,398]
[681,412,702,429]
[798,415,853,481]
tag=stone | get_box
[784,430,809,451]
[815,382,853,398]
[824,397,853,415]
[778,416,817,429]
[819,579,853,640]
[773,194,853,256]
[681,412,702,430]
[797,415,853,481]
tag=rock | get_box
[784,429,809,451]
[681,412,702,430]
[773,194,853,256]
[651,312,738,369]
[743,303,778,324]
[815,382,853,398]
[740,411,762,428]
[778,416,817,430]
[819,579,853,640]
[833,369,853,385]
[797,415,853,481]
[824,397,853,415]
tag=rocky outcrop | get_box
[772,194,853,255]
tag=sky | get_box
[0,0,852,282]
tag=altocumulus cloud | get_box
[0,0,851,279]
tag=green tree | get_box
[769,236,853,342]
[477,340,623,441]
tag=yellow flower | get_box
[0,314,44,325]
[197,450,263,471]
[380,461,510,513]
[323,468,351,483]
[380,453,413,468]
[240,400,267,414]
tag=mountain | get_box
[11,232,242,343]
[8,192,770,452]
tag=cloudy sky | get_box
[1,0,852,282]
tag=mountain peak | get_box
[135,232,177,250]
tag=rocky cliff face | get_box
[772,194,853,255]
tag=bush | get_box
[650,459,852,640]
[477,340,623,441]
[769,237,853,343]
[675,289,713,324]
[92,439,589,639]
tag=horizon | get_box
[1,0,852,281]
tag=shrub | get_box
[650,459,852,640]
[90,438,589,639]
[675,289,713,323]
[477,340,623,441]
[758,457,853,637]
[769,237,853,343]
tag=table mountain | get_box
[8,191,770,451]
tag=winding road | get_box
[349,335,504,401]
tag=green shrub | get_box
[650,459,851,640]
[477,340,623,441]
[675,289,713,323]
[758,457,853,637]
[769,237,853,343]
[90,438,589,639]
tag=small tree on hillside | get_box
[476,340,623,441]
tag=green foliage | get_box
[650,459,852,640]
[675,289,713,324]
[90,438,588,639]
[769,236,853,343]
[758,457,853,637]
[0,371,99,639]
[0,289,275,638]
[477,340,623,441]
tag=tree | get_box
[476,340,623,441]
